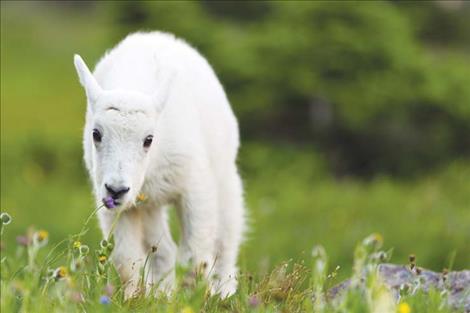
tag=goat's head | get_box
[74,54,167,210]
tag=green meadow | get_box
[1,2,469,312]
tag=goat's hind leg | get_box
[213,167,245,298]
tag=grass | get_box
[0,214,462,313]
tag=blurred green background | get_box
[1,1,469,277]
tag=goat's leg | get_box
[98,208,146,299]
[213,166,245,298]
[176,172,217,281]
[142,206,177,295]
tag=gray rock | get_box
[328,263,470,312]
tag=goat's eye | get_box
[93,129,102,143]
[143,135,153,148]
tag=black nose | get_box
[105,184,130,199]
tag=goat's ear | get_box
[74,54,102,106]
[152,70,175,114]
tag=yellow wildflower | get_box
[33,230,49,247]
[372,233,383,244]
[99,255,107,264]
[55,266,68,279]
[398,302,411,313]
[181,306,194,313]
[136,193,147,202]
[73,241,81,249]
[363,232,383,249]
[36,230,49,242]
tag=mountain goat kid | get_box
[74,32,245,298]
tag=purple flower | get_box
[248,295,261,308]
[104,283,114,296]
[99,295,111,305]
[103,196,116,209]
[70,291,84,303]
[16,235,30,246]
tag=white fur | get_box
[74,32,245,298]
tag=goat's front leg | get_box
[142,205,177,294]
[177,173,217,280]
[98,208,146,299]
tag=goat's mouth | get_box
[102,196,120,209]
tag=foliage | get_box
[3,2,468,176]
[106,1,470,176]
